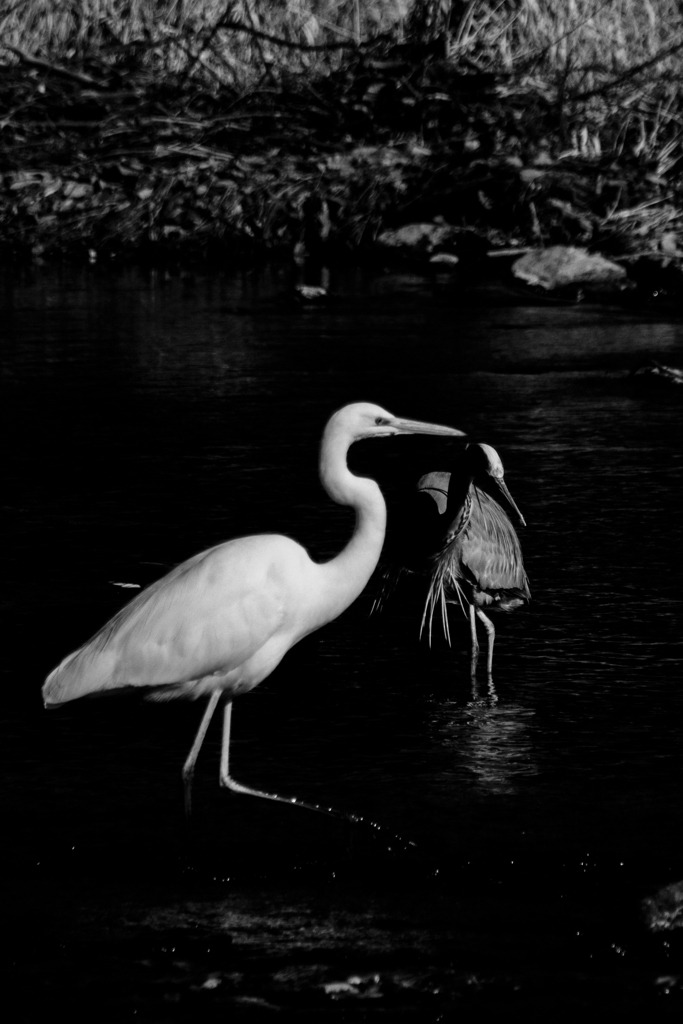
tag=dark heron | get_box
[379,443,529,677]
[42,403,464,816]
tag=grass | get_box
[0,2,410,82]
[3,1,682,155]
[455,0,683,165]
[1,2,683,262]
[2,1,681,83]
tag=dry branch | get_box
[571,37,683,102]
[2,43,107,88]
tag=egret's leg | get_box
[476,609,495,676]
[219,700,310,806]
[182,689,220,818]
[469,603,479,677]
[218,704,389,824]
[217,703,417,854]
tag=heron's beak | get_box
[392,417,465,438]
[494,477,526,527]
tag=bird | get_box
[422,444,530,677]
[42,402,464,817]
[378,444,528,678]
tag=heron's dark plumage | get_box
[423,481,530,644]
[381,444,529,674]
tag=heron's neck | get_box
[443,473,475,543]
[316,436,387,625]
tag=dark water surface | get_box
[3,264,683,1019]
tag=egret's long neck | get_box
[316,430,387,625]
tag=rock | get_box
[377,222,457,255]
[631,359,683,384]
[293,285,328,303]
[643,879,683,931]
[324,973,383,1000]
[429,252,459,265]
[512,245,627,291]
[660,231,683,256]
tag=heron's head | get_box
[467,443,526,526]
[468,442,504,478]
[325,402,465,445]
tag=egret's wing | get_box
[43,535,299,703]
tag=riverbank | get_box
[2,4,683,301]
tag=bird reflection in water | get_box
[433,682,538,796]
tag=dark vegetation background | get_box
[1,0,682,275]
[4,5,683,1017]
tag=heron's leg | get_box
[476,609,495,676]
[182,689,220,818]
[469,603,479,678]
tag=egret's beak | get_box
[392,417,466,438]
[494,477,526,527]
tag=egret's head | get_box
[467,442,526,526]
[326,402,465,444]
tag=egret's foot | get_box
[220,770,344,818]
[219,773,417,854]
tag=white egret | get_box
[43,402,464,816]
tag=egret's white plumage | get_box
[43,402,464,814]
